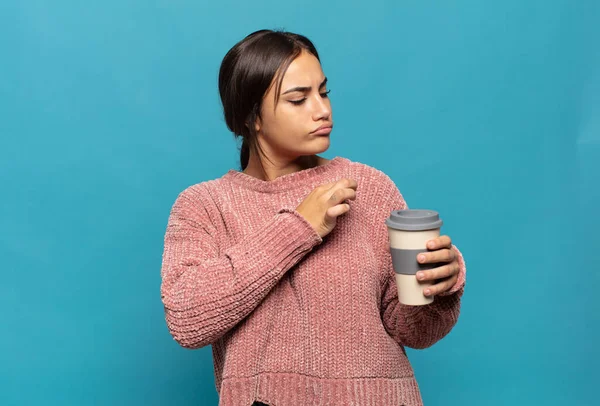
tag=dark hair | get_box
[218,29,320,170]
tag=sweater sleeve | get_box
[374,173,467,349]
[160,186,322,349]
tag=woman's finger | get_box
[426,235,452,250]
[423,273,458,297]
[417,248,455,265]
[416,262,459,282]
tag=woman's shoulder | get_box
[343,157,406,209]
[343,157,398,188]
[168,176,228,211]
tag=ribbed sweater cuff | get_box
[225,208,323,280]
[262,208,323,270]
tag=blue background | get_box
[1,1,598,405]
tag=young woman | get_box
[160,29,466,406]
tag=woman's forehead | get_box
[281,52,324,85]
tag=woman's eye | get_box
[289,90,330,105]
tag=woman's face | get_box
[255,50,333,160]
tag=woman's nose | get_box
[312,94,331,121]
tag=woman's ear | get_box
[245,106,261,133]
[254,116,261,134]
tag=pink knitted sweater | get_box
[160,156,466,406]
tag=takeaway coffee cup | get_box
[385,209,443,306]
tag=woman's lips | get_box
[311,126,333,136]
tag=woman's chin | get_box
[287,137,330,157]
[311,136,331,153]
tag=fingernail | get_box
[424,289,431,296]
[417,272,424,280]
[427,241,435,249]
[418,255,426,262]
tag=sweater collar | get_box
[223,156,347,192]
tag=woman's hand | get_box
[416,235,460,297]
[296,178,358,238]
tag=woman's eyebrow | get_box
[281,77,328,95]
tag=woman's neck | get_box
[243,154,329,181]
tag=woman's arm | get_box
[160,186,322,349]
[380,246,466,349]
[371,171,467,349]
